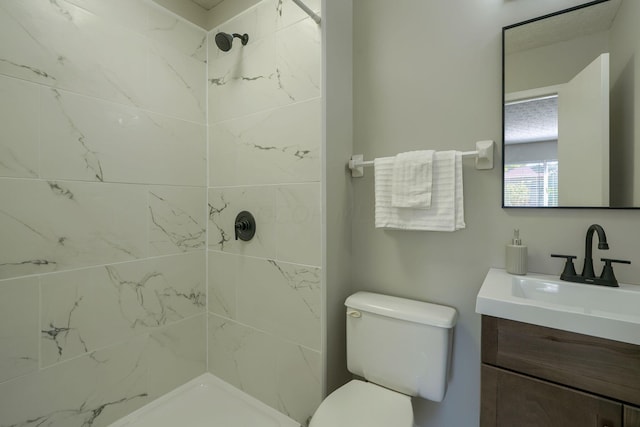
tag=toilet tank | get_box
[345,292,457,402]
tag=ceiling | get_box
[505,96,558,144]
[505,0,622,54]
[152,0,260,30]
[189,0,225,11]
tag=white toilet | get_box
[310,291,457,427]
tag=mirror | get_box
[502,0,640,208]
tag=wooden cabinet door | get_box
[626,406,640,427]
[482,365,622,427]
[482,316,640,407]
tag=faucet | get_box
[551,224,630,287]
[581,224,609,279]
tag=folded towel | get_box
[375,151,465,231]
[391,150,434,209]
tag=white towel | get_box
[391,150,434,209]
[375,151,465,231]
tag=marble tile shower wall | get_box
[0,1,208,426]
[206,0,322,424]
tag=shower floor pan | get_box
[110,373,301,427]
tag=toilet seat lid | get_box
[310,380,413,427]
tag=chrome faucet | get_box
[551,224,630,287]
[581,224,608,279]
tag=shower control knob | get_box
[234,211,256,241]
[236,220,250,231]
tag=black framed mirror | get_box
[502,0,639,208]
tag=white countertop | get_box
[476,268,640,346]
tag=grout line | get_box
[145,186,150,259]
[0,72,208,127]
[207,311,321,354]
[37,276,43,372]
[0,176,208,189]
[207,181,321,190]
[0,250,207,284]
[209,312,321,353]
[205,27,211,374]
[37,81,42,181]
[206,249,322,270]
[207,95,322,127]
[32,312,208,375]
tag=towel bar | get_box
[348,140,494,177]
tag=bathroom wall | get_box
[322,0,355,396]
[610,0,640,206]
[505,31,609,93]
[205,0,323,424]
[350,0,640,426]
[0,0,208,425]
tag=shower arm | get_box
[291,0,321,24]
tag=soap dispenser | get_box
[506,229,527,275]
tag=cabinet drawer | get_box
[482,365,622,427]
[626,406,640,427]
[482,316,640,406]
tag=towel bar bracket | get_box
[349,154,365,177]
[475,140,494,170]
[348,140,494,178]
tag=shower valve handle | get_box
[234,211,256,241]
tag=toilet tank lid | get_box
[345,292,457,328]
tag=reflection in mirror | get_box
[503,0,640,208]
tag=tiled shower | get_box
[0,0,321,425]
[206,0,322,423]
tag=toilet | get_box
[310,291,457,427]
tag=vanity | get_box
[477,269,640,427]
[485,0,640,423]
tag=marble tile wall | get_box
[207,0,322,425]
[1,0,323,425]
[0,0,208,425]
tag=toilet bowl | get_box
[309,380,413,427]
[309,292,457,427]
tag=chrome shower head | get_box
[214,32,249,52]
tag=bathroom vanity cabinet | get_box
[480,316,640,427]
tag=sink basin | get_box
[512,276,640,320]
[476,268,640,345]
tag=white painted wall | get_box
[505,30,609,93]
[350,1,640,426]
[322,0,354,397]
[610,0,640,206]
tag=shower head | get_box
[214,32,249,52]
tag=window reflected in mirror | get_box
[504,95,558,207]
